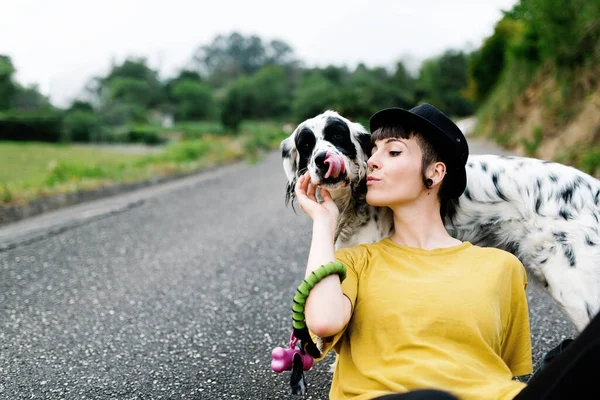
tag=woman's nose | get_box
[367,156,378,171]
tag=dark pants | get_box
[374,312,600,400]
[513,311,600,399]
[374,390,459,400]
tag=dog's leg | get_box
[538,252,600,332]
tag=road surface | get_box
[0,137,579,399]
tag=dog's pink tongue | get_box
[324,152,346,179]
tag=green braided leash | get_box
[291,260,347,358]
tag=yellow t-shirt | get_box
[313,238,532,400]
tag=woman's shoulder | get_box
[468,245,527,279]
[334,242,371,260]
[334,241,382,273]
[468,244,521,262]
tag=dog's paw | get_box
[328,358,337,373]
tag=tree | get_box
[246,65,290,119]
[0,55,17,110]
[417,50,474,117]
[193,32,299,87]
[170,80,215,121]
[220,77,253,132]
[68,100,95,113]
[88,57,165,125]
[292,74,338,121]
[11,84,51,110]
[88,57,164,108]
[107,77,156,108]
[391,61,417,108]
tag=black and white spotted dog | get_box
[281,110,600,332]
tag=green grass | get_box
[0,141,143,187]
[0,120,288,205]
[0,142,147,204]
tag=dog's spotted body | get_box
[281,110,600,332]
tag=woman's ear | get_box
[427,161,447,188]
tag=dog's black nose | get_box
[314,152,327,168]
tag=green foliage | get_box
[390,62,417,108]
[467,19,521,103]
[219,64,292,131]
[193,32,299,88]
[107,77,156,108]
[68,100,95,113]
[0,55,17,111]
[167,121,226,139]
[334,65,394,120]
[171,80,216,121]
[11,84,52,110]
[103,57,163,98]
[220,77,253,132]
[99,102,148,127]
[154,140,213,163]
[3,31,478,149]
[0,110,63,142]
[521,124,543,156]
[88,57,165,126]
[121,126,167,145]
[248,65,290,118]
[291,74,338,121]
[1,183,12,203]
[63,111,103,142]
[524,0,600,66]
[556,145,600,178]
[474,59,536,139]
[418,50,475,117]
[45,161,112,186]
[242,121,287,154]
[580,147,600,177]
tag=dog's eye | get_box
[333,133,343,140]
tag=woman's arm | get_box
[304,220,352,338]
[295,173,352,338]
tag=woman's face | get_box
[365,137,425,207]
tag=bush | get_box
[124,126,166,145]
[0,110,63,142]
[580,146,600,177]
[220,78,253,133]
[63,111,102,142]
[138,140,212,164]
[99,102,148,127]
[242,122,287,153]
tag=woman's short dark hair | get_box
[371,124,451,219]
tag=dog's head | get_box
[280,110,372,206]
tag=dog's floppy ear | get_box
[280,134,298,208]
[354,123,372,162]
[352,123,372,184]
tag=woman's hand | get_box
[294,172,339,228]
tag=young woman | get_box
[294,103,600,400]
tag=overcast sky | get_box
[1,0,517,107]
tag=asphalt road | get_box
[0,139,579,400]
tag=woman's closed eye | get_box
[389,151,402,156]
